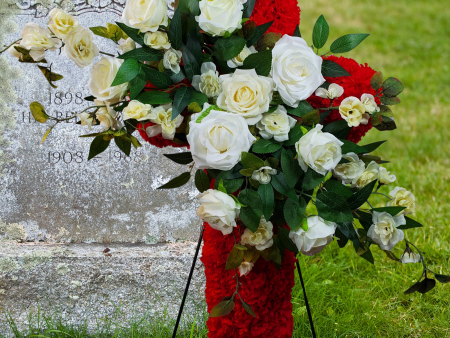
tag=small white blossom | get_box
[251,166,277,185]
[238,261,254,277]
[378,167,396,185]
[339,96,370,127]
[241,216,274,251]
[256,105,296,142]
[400,249,421,264]
[361,93,379,113]
[227,46,257,68]
[163,48,182,73]
[315,83,344,99]
[387,187,416,215]
[367,211,405,251]
[192,62,222,98]
[145,104,183,140]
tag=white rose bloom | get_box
[351,161,379,188]
[238,261,254,277]
[18,23,61,61]
[195,0,245,37]
[361,93,379,113]
[144,31,171,49]
[378,167,396,185]
[187,104,256,170]
[251,166,277,185]
[339,96,370,127]
[121,0,168,33]
[196,189,241,235]
[192,62,222,98]
[63,28,99,68]
[241,216,274,251]
[271,35,325,108]
[145,104,183,140]
[217,69,274,125]
[401,249,421,264]
[122,100,153,121]
[256,105,296,142]
[88,57,130,103]
[227,45,257,68]
[119,38,136,53]
[387,187,416,215]
[367,211,405,251]
[332,152,365,185]
[315,83,344,100]
[163,48,182,73]
[289,216,336,256]
[48,8,80,40]
[77,112,96,130]
[295,124,344,175]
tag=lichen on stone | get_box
[56,263,70,275]
[0,257,19,273]
[21,250,53,270]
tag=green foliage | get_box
[214,36,247,61]
[258,183,274,221]
[238,189,263,232]
[312,15,329,49]
[88,135,111,160]
[116,22,144,45]
[316,191,353,223]
[243,0,256,18]
[172,87,193,120]
[111,58,140,86]
[321,60,351,77]
[286,100,315,118]
[118,47,163,62]
[241,50,272,76]
[163,152,193,165]
[136,91,172,105]
[252,138,282,154]
[29,102,49,123]
[157,172,191,189]
[129,66,147,100]
[142,67,173,89]
[281,148,302,187]
[330,33,370,53]
[302,168,325,191]
[209,297,235,317]
[284,196,306,231]
[246,21,273,47]
[168,8,182,50]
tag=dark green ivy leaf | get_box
[293,25,301,37]
[182,43,200,83]
[371,206,406,216]
[129,65,147,100]
[243,0,256,18]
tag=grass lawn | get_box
[3,0,450,337]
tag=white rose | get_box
[367,211,405,251]
[47,8,80,40]
[400,249,421,264]
[217,69,274,125]
[96,104,119,130]
[145,104,183,140]
[187,104,256,170]
[251,166,277,185]
[77,112,96,130]
[227,45,256,68]
[378,167,396,185]
[289,216,336,256]
[121,0,168,33]
[332,152,365,185]
[88,57,130,103]
[361,93,379,113]
[271,35,325,108]
[119,38,136,53]
[192,62,222,98]
[295,124,343,175]
[339,96,370,127]
[122,100,152,121]
[238,261,254,277]
[387,187,416,215]
[63,28,99,68]
[195,0,245,37]
[256,105,296,142]
[241,216,274,250]
[196,189,241,235]
[163,48,182,73]
[144,31,171,49]
[315,83,344,100]
[351,161,379,188]
[19,23,61,61]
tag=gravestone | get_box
[0,1,205,333]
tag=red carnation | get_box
[250,0,300,35]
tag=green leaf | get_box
[157,172,191,189]
[380,96,401,105]
[281,148,302,188]
[287,100,314,118]
[330,34,370,54]
[217,179,227,193]
[240,298,257,318]
[323,120,351,139]
[312,15,329,49]
[172,86,193,120]
[284,196,306,231]
[336,222,360,248]
[372,115,397,131]
[241,152,264,169]
[30,102,49,123]
[182,44,200,83]
[417,278,436,294]
[115,137,132,156]
[371,72,384,91]
[277,227,299,254]
[340,139,368,154]
[258,183,274,221]
[209,297,235,317]
[106,23,123,43]
[243,20,256,40]
[142,67,173,89]
[225,245,245,270]
[283,125,304,146]
[335,227,349,248]
[323,179,353,199]
[302,168,325,191]
[382,77,404,98]
[403,281,421,295]
[371,206,406,216]
[194,170,211,192]
[246,21,273,47]
[163,152,193,165]
[129,65,147,100]
[168,8,182,50]
[178,0,200,15]
[136,91,172,105]
[88,136,111,160]
[89,26,109,39]
[355,211,373,231]
[316,191,353,223]
[243,0,256,18]
[271,172,296,200]
[347,180,377,210]
[241,50,272,76]
[397,216,424,230]
[214,36,247,61]
[116,22,144,45]
[435,274,450,284]
[118,47,163,62]
[111,58,140,86]
[252,138,282,154]
[238,189,263,232]
[214,177,243,194]
[321,60,351,77]
[37,65,63,89]
[293,25,301,37]
[361,140,386,153]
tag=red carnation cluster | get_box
[250,0,300,35]
[307,55,380,143]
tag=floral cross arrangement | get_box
[3,0,449,327]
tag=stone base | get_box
[0,241,206,334]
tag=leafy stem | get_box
[371,192,392,200]
[99,51,115,57]
[0,38,21,54]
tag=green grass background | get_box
[4,0,450,337]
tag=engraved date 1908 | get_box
[48,150,146,164]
